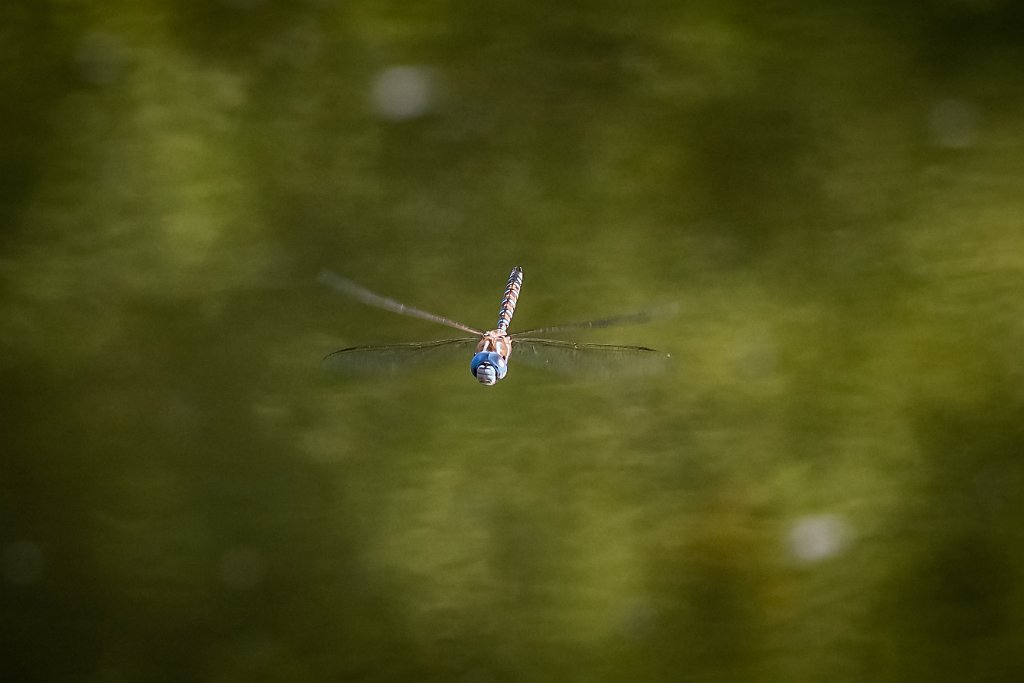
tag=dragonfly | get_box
[319,266,669,386]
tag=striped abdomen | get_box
[496,266,523,331]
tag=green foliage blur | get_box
[3,1,1024,681]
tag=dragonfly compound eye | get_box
[471,351,507,385]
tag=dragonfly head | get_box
[471,351,507,386]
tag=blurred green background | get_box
[3,1,1024,681]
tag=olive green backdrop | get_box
[3,1,1024,681]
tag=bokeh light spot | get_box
[786,514,850,564]
[370,65,437,121]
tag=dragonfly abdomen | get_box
[496,266,523,331]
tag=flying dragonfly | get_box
[319,266,669,386]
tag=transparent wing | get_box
[318,270,483,336]
[322,338,477,375]
[514,303,678,336]
[510,337,671,376]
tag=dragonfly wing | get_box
[510,337,671,377]
[514,303,678,336]
[319,270,483,336]
[322,338,477,375]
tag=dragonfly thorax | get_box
[471,330,512,385]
